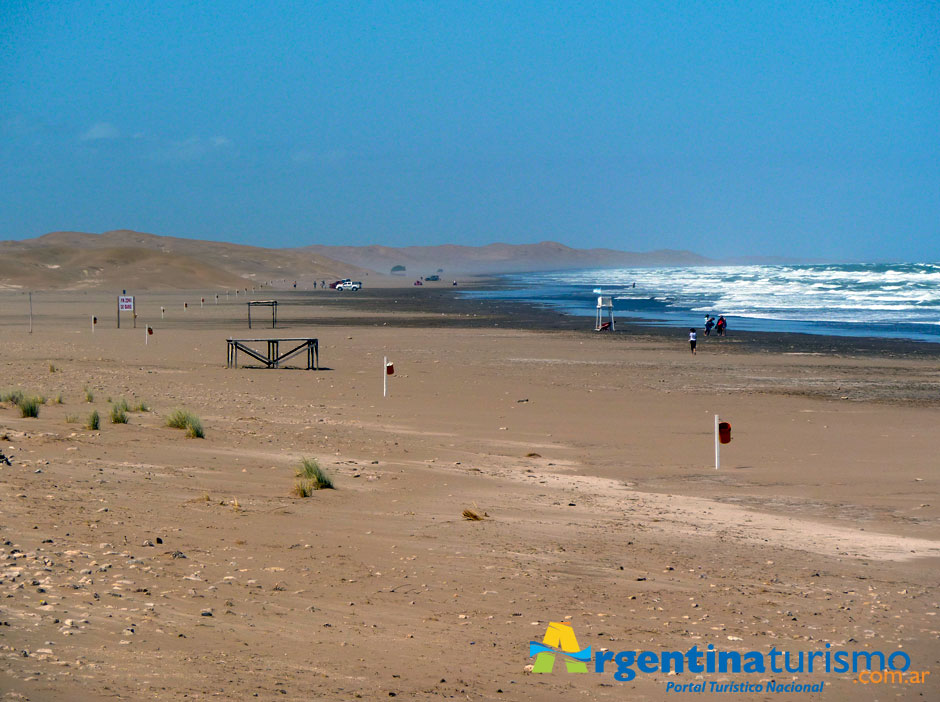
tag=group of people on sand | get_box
[689,315,727,354]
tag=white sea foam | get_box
[523,263,940,331]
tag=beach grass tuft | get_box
[53,393,64,404]
[86,409,100,430]
[65,414,78,423]
[19,396,41,418]
[84,387,94,403]
[49,364,57,373]
[110,403,128,424]
[132,400,150,412]
[292,480,313,498]
[166,409,204,438]
[1,388,24,405]
[186,417,204,438]
[462,506,488,521]
[299,457,334,489]
[293,457,334,496]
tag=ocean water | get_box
[458,263,940,343]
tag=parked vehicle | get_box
[330,278,351,289]
[335,280,361,291]
[425,274,440,282]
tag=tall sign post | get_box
[117,295,134,328]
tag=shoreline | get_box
[4,279,939,356]
[5,282,940,359]
[283,284,940,359]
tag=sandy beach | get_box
[1,287,938,701]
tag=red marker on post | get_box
[384,357,394,397]
[715,416,732,469]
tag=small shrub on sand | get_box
[299,457,333,489]
[84,388,94,403]
[86,409,100,430]
[53,393,64,404]
[19,396,41,418]
[65,414,78,423]
[292,458,334,496]
[166,409,190,429]
[49,364,57,373]
[110,403,128,424]
[166,409,204,438]
[462,504,489,521]
[131,400,150,412]
[292,480,313,498]
[1,388,24,405]
[186,417,204,439]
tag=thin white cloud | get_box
[80,122,120,141]
[151,135,235,162]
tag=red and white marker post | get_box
[715,415,732,469]
[384,357,395,397]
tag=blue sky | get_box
[1,1,937,260]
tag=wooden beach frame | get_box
[247,300,278,329]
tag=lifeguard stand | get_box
[595,296,615,332]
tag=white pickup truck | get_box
[335,280,362,291]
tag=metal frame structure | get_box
[226,337,318,369]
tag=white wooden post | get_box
[715,414,720,470]
[383,356,387,398]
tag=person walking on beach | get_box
[689,328,697,354]
[704,316,715,336]
[716,316,726,336]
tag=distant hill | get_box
[303,241,713,275]
[0,230,721,290]
[0,230,370,291]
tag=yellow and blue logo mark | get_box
[529,622,592,674]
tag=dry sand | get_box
[0,289,938,701]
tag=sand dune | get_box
[0,230,374,290]
[2,229,717,290]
